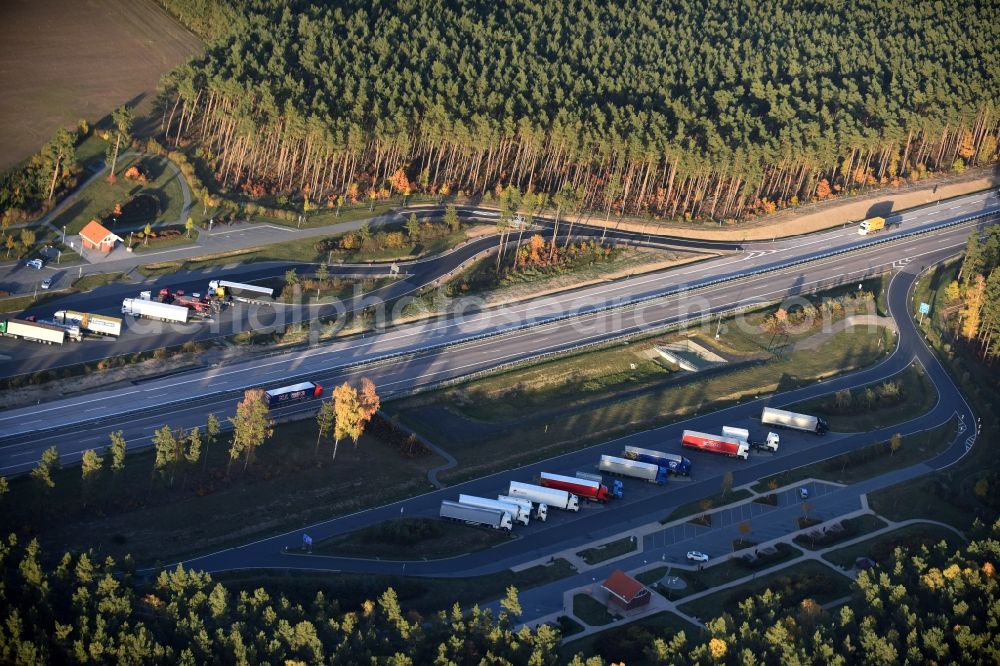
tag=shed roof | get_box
[602,569,647,603]
[80,220,120,245]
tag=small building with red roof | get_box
[601,569,651,611]
[80,220,122,253]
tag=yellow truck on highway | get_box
[858,216,886,235]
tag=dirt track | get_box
[0,0,202,170]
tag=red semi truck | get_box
[539,472,612,503]
[681,430,749,460]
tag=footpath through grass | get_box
[312,517,512,560]
[823,523,965,569]
[678,560,852,621]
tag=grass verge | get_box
[312,517,513,560]
[792,514,887,550]
[71,271,129,290]
[662,490,753,523]
[752,417,958,492]
[216,557,576,617]
[822,523,965,569]
[573,594,615,626]
[787,362,937,432]
[577,536,638,565]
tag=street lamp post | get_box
[61,225,66,244]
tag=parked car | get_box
[41,277,53,289]
[799,487,810,500]
[686,550,710,563]
[25,258,43,270]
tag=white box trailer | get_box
[0,319,66,344]
[498,495,547,522]
[208,279,274,304]
[459,494,530,526]
[599,455,668,484]
[54,310,123,337]
[508,481,579,511]
[439,500,512,531]
[122,298,190,323]
[761,407,828,434]
[37,319,82,342]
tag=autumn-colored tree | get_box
[315,398,335,455]
[815,178,832,199]
[332,383,362,461]
[143,223,152,245]
[960,274,986,340]
[889,432,902,455]
[358,378,381,425]
[228,389,273,473]
[390,168,409,194]
[185,216,194,238]
[944,280,961,302]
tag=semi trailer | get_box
[539,471,617,502]
[575,471,624,497]
[0,319,68,344]
[681,430,750,460]
[498,495,547,522]
[439,500,512,531]
[36,319,82,342]
[265,381,323,408]
[122,297,190,323]
[208,279,274,304]
[623,446,692,476]
[53,310,123,337]
[508,481,579,512]
[598,455,668,484]
[722,426,780,452]
[458,494,530,526]
[761,407,828,434]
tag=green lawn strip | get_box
[577,536,638,565]
[792,514,887,550]
[822,523,965,569]
[130,229,200,253]
[0,289,77,314]
[396,326,892,485]
[677,560,853,621]
[751,417,958,492]
[573,594,615,626]
[71,272,130,290]
[662,490,753,523]
[215,557,576,617]
[559,610,700,664]
[50,153,186,235]
[310,517,512,560]
[786,362,936,432]
[0,418,444,566]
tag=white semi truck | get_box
[498,494,547,522]
[54,310,123,337]
[761,407,828,435]
[598,455,668,485]
[508,480,579,512]
[459,494,530,526]
[122,297,190,323]
[0,319,69,344]
[439,500,512,531]
[722,426,780,452]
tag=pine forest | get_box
[157,0,1000,222]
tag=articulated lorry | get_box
[0,319,70,344]
[439,500,512,531]
[508,480,579,512]
[681,430,749,460]
[598,455,668,484]
[540,471,616,502]
[208,279,274,304]
[623,446,692,476]
[498,495,547,522]
[54,310,122,337]
[265,381,323,408]
[761,407,828,435]
[122,297,190,324]
[459,494,530,526]
[722,426,780,452]
[576,471,624,498]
